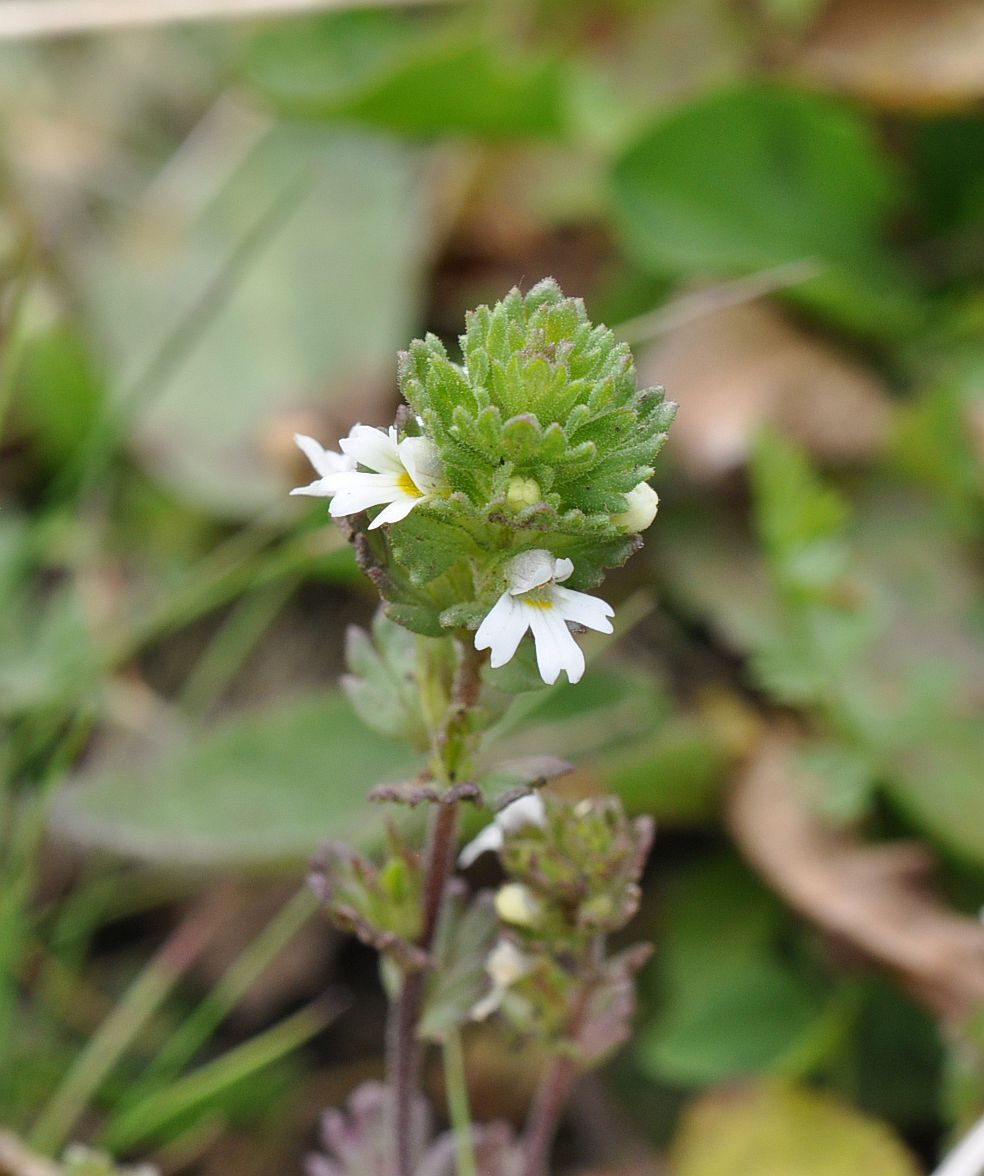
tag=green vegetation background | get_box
[1,1,983,1173]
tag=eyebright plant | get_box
[292,278,673,683]
[294,280,674,1176]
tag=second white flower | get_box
[474,549,614,685]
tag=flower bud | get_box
[614,481,659,533]
[471,937,535,1021]
[506,475,542,511]
[486,938,533,988]
[495,882,543,928]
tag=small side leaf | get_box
[419,891,498,1042]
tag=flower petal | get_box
[496,793,546,834]
[527,602,585,685]
[551,585,614,634]
[289,477,334,498]
[397,435,443,496]
[294,433,350,478]
[475,591,529,668]
[506,549,556,595]
[327,473,406,516]
[367,495,420,529]
[553,557,574,584]
[457,823,503,869]
[339,424,403,474]
[458,793,545,869]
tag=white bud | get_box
[471,938,533,1021]
[495,883,543,928]
[614,481,659,533]
[486,938,533,988]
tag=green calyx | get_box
[499,796,654,946]
[351,278,675,637]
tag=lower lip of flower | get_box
[397,472,424,498]
[522,592,554,610]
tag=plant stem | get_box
[386,638,485,1175]
[522,947,598,1176]
[443,1031,478,1176]
[388,801,459,1176]
[522,1054,577,1176]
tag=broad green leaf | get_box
[887,720,984,865]
[672,1082,920,1176]
[796,740,878,823]
[245,9,422,112]
[655,502,781,653]
[491,666,671,762]
[52,692,418,869]
[911,115,984,237]
[342,610,436,749]
[69,124,428,517]
[847,979,942,1128]
[611,85,919,333]
[641,961,823,1085]
[51,668,672,872]
[650,854,784,1004]
[248,13,568,138]
[751,431,850,585]
[638,854,825,1085]
[0,516,98,724]
[601,716,726,824]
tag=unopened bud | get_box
[506,475,541,511]
[486,938,532,987]
[495,882,543,928]
[614,482,659,533]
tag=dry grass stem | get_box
[0,0,455,41]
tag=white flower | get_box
[458,793,546,869]
[471,938,533,1021]
[292,424,444,530]
[613,481,659,532]
[289,433,354,496]
[474,549,614,685]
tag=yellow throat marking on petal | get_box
[523,590,554,610]
[398,472,424,498]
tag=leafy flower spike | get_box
[292,424,445,530]
[475,549,614,684]
[291,280,673,670]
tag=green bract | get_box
[350,278,675,637]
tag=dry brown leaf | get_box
[0,1133,59,1176]
[637,300,893,482]
[727,731,984,1021]
[797,0,984,112]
